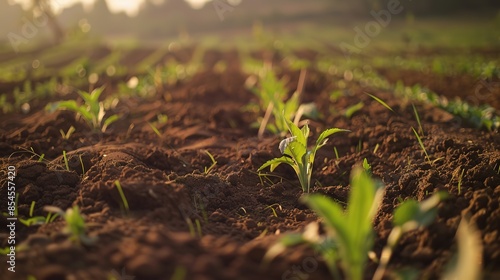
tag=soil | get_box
[1,46,500,280]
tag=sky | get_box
[9,0,211,16]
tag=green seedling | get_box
[412,104,424,136]
[265,166,385,279]
[356,139,363,153]
[203,150,217,174]
[114,180,130,214]
[345,102,364,119]
[1,194,55,226]
[264,203,283,217]
[393,81,499,131]
[258,118,349,193]
[265,167,446,280]
[62,150,69,171]
[366,92,394,112]
[252,68,317,137]
[44,205,95,245]
[149,122,162,138]
[333,146,340,160]
[31,147,45,162]
[186,218,202,238]
[19,201,45,226]
[7,147,45,162]
[157,114,168,124]
[78,154,85,175]
[373,191,448,280]
[59,126,76,140]
[411,127,432,165]
[46,87,119,132]
[362,158,372,174]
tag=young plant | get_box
[265,166,385,279]
[265,167,447,280]
[46,87,119,132]
[366,92,394,112]
[19,201,58,226]
[258,118,349,193]
[149,122,162,138]
[264,203,283,217]
[411,127,431,165]
[2,195,58,226]
[252,68,317,137]
[62,150,70,171]
[344,102,364,119]
[373,191,448,280]
[412,104,424,136]
[362,158,372,174]
[186,218,203,238]
[44,205,95,245]
[114,180,130,215]
[59,126,76,140]
[203,150,217,174]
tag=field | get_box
[0,16,500,280]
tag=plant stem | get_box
[373,227,402,280]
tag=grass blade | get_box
[114,180,130,214]
[366,93,394,112]
[411,127,431,165]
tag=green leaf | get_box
[54,100,79,111]
[257,156,292,172]
[263,234,304,264]
[302,194,350,250]
[393,199,420,228]
[345,102,364,119]
[393,192,447,231]
[315,128,350,150]
[284,140,307,165]
[346,166,385,262]
[366,93,394,112]
[362,158,371,173]
[284,91,300,120]
[285,117,306,146]
[301,122,310,140]
[54,100,93,124]
[79,87,105,120]
[102,114,120,132]
[280,233,307,246]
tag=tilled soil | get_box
[1,46,499,280]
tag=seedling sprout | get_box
[258,117,349,193]
[114,180,130,215]
[46,86,119,132]
[44,205,95,245]
[203,150,217,174]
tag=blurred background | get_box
[1,0,499,51]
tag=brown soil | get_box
[1,47,499,280]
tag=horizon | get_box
[8,0,211,16]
